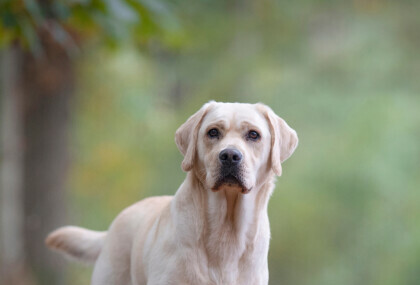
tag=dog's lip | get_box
[211,175,251,194]
[223,175,240,184]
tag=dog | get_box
[46,101,298,285]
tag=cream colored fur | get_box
[46,102,298,285]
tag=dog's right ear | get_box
[175,101,216,172]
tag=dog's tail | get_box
[45,226,107,265]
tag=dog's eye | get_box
[208,128,220,138]
[247,130,260,141]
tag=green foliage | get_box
[0,0,179,53]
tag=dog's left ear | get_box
[257,104,298,176]
[175,101,216,172]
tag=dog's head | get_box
[175,102,298,194]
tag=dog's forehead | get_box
[204,103,268,130]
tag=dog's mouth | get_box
[211,174,251,194]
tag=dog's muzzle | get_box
[212,148,250,194]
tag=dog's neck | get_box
[173,171,275,273]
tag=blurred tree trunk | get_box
[0,28,73,284]
[22,29,73,285]
[0,46,33,285]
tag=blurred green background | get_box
[1,1,420,285]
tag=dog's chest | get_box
[176,230,264,285]
[189,243,265,285]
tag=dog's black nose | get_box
[219,148,243,166]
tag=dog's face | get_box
[175,102,298,194]
[196,103,272,194]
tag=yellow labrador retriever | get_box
[46,101,298,285]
